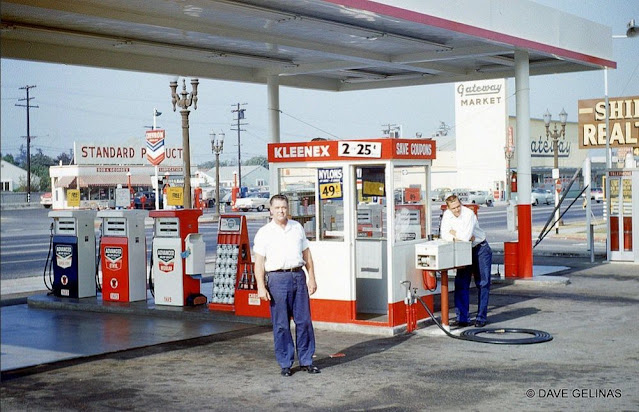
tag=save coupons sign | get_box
[318,168,343,200]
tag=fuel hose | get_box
[415,295,553,345]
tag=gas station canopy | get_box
[0,0,615,90]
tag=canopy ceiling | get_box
[0,0,615,91]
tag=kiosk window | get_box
[279,168,317,240]
[318,167,344,241]
[356,166,387,239]
[393,166,427,242]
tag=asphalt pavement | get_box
[2,206,637,411]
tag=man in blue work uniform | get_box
[254,194,320,377]
[440,194,493,327]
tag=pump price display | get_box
[338,141,382,158]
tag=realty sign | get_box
[146,129,166,165]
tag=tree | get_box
[55,149,74,166]
[243,156,268,169]
[2,153,17,165]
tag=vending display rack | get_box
[208,215,251,312]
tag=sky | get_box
[1,0,638,167]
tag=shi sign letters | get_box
[578,96,639,149]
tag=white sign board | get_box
[74,141,183,166]
[454,79,507,191]
[115,188,131,208]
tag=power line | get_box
[278,109,340,139]
[15,85,38,202]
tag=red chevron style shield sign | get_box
[146,129,166,166]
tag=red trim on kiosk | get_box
[268,138,436,163]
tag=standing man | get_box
[254,194,320,377]
[440,194,493,327]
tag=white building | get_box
[1,160,39,191]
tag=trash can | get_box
[504,241,518,278]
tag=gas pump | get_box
[48,210,97,298]
[149,209,206,306]
[97,209,148,302]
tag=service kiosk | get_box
[149,209,206,306]
[267,138,437,329]
[48,210,97,298]
[97,209,148,302]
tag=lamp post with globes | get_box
[170,78,199,209]
[210,130,225,217]
[543,108,567,234]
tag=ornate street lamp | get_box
[210,130,225,217]
[543,108,567,234]
[170,78,199,209]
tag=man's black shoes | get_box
[475,320,487,327]
[300,364,321,374]
[281,367,292,377]
[451,320,470,327]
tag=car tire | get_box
[257,205,264,211]
[533,198,539,206]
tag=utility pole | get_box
[231,103,248,190]
[16,85,38,203]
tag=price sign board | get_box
[318,168,343,200]
[167,187,183,206]
[67,189,80,207]
[338,141,382,158]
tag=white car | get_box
[531,188,553,205]
[235,192,270,212]
[40,192,53,208]
[452,188,493,206]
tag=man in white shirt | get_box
[440,194,493,327]
[254,194,320,377]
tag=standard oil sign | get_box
[578,96,639,149]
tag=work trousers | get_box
[454,241,493,323]
[267,270,316,368]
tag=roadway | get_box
[0,201,604,281]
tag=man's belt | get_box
[269,266,303,273]
[473,240,488,249]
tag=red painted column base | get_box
[517,204,533,278]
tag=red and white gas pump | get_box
[150,209,206,306]
[97,209,148,302]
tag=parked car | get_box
[430,187,452,201]
[40,192,53,208]
[133,191,162,209]
[235,192,270,212]
[590,187,604,203]
[203,187,231,208]
[531,187,553,205]
[452,188,493,206]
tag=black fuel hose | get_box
[43,223,54,293]
[415,294,553,345]
[95,233,102,293]
[148,239,154,297]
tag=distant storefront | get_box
[49,142,184,209]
